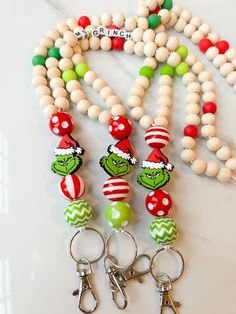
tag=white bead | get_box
[201,113,216,125]
[32,76,47,87]
[84,71,97,85]
[167,52,181,67]
[124,40,135,54]
[80,39,89,51]
[185,114,200,125]
[207,32,220,44]
[135,76,150,89]
[98,111,112,125]
[66,18,77,30]
[202,81,215,92]
[213,54,227,68]
[225,49,236,62]
[113,13,125,28]
[93,79,106,92]
[138,5,149,17]
[111,104,126,116]
[220,63,234,77]
[187,82,201,93]
[45,57,58,68]
[100,37,111,51]
[217,168,232,183]
[88,105,102,120]
[43,105,58,118]
[138,17,149,30]
[157,95,172,108]
[155,32,168,47]
[159,9,170,24]
[183,24,196,37]
[134,42,145,56]
[185,103,200,114]
[156,106,171,118]
[205,162,219,177]
[175,18,187,32]
[125,17,137,31]
[159,75,173,86]
[47,29,60,41]
[63,31,77,47]
[198,71,212,83]
[146,0,158,10]
[203,92,216,103]
[192,62,205,75]
[106,95,121,108]
[186,93,200,103]
[77,99,91,114]
[60,45,73,58]
[100,87,113,100]
[201,125,216,138]
[33,65,46,77]
[58,58,73,71]
[185,53,197,66]
[36,86,51,97]
[199,23,211,35]
[155,47,170,62]
[144,42,157,57]
[40,95,54,108]
[53,87,67,98]
[206,137,222,151]
[101,13,112,26]
[172,4,182,16]
[131,107,145,120]
[166,36,180,51]
[132,28,144,42]
[131,85,145,97]
[191,31,204,44]
[190,16,202,28]
[182,72,196,85]
[66,80,81,92]
[91,16,101,27]
[55,97,70,111]
[34,46,48,56]
[167,12,178,27]
[191,159,207,175]
[144,57,158,69]
[139,115,154,129]
[89,37,100,50]
[158,86,172,97]
[72,54,85,65]
[225,158,236,172]
[71,89,86,103]
[216,146,232,161]
[227,72,236,85]
[154,116,168,127]
[40,37,53,48]
[205,47,219,60]
[180,9,192,22]
[180,136,196,149]
[143,29,155,42]
[180,149,196,163]
[127,95,142,107]
[47,67,61,79]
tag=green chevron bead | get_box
[150,217,179,245]
[64,200,92,228]
[105,201,132,228]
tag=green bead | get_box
[139,66,154,79]
[75,63,89,78]
[64,200,93,228]
[175,62,189,76]
[150,217,179,245]
[161,0,173,10]
[48,47,61,60]
[160,64,175,78]
[105,201,132,228]
[62,70,77,83]
[148,14,161,29]
[175,45,188,59]
[32,54,46,66]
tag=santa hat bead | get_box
[145,126,170,148]
[59,175,85,200]
[108,116,133,140]
[146,189,172,217]
[103,177,130,201]
[108,138,136,165]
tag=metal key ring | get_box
[105,229,138,269]
[150,246,185,283]
[70,227,105,265]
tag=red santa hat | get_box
[54,134,84,156]
[108,139,137,165]
[141,148,174,171]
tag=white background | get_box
[0,0,236,313]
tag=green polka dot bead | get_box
[62,69,77,83]
[32,54,46,66]
[175,62,189,76]
[161,0,173,10]
[75,63,89,78]
[64,200,93,228]
[175,45,188,59]
[105,201,132,228]
[139,66,154,79]
[160,64,175,78]
[48,47,61,60]
[148,14,161,29]
[150,217,179,245]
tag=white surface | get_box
[0,0,236,313]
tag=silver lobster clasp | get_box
[122,254,151,283]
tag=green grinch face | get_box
[51,154,82,176]
[100,153,132,177]
[137,168,170,190]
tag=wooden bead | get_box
[47,67,61,79]
[198,71,212,83]
[180,136,196,149]
[144,42,157,57]
[71,90,86,102]
[60,45,73,58]
[205,162,219,177]
[158,86,172,97]
[89,37,101,50]
[191,30,204,44]
[217,168,232,183]
[191,159,207,175]
[39,95,54,108]
[202,81,215,92]
[186,93,200,103]
[154,116,168,127]
[66,18,77,30]
[132,28,144,42]
[201,113,216,125]
[33,76,47,87]
[190,16,202,28]
[131,107,145,120]
[53,87,67,98]
[167,12,178,27]
[216,146,232,161]
[88,105,102,120]
[185,103,200,114]
[34,46,48,57]
[144,57,158,69]
[206,137,222,151]
[36,86,51,97]
[143,29,156,42]
[167,52,181,67]
[180,149,196,163]
[100,87,113,100]
[91,16,101,27]
[33,65,47,77]
[98,111,112,125]
[203,92,216,103]
[124,40,135,54]
[175,18,187,32]
[80,39,89,51]
[134,42,145,56]
[47,29,60,41]
[101,37,112,51]
[125,17,137,31]
[180,9,192,22]
[138,5,149,17]
[201,125,216,138]
[227,72,236,85]
[139,115,154,129]
[225,158,236,172]
[199,23,211,35]
[207,32,220,44]
[84,71,97,85]
[40,37,53,49]
[155,24,166,33]
[192,62,205,75]
[66,80,81,92]
[156,106,171,118]
[159,9,170,24]
[77,99,91,114]
[72,54,85,65]
[225,49,236,62]
[185,114,200,125]
[166,36,180,51]
[106,95,121,107]
[45,57,59,68]
[159,75,173,86]
[185,53,197,66]
[55,97,70,111]
[157,95,172,107]
[111,104,126,116]
[58,58,73,71]
[182,73,196,85]
[172,4,182,16]
[43,105,58,118]
[183,24,196,37]
[56,22,69,35]
[127,95,142,107]
[213,54,227,68]
[63,31,78,47]
[73,45,82,54]
[155,47,170,62]
[146,0,158,11]
[135,76,150,89]
[93,79,106,92]
[55,38,65,48]
[113,13,125,28]
[220,63,234,77]
[101,13,112,26]
[206,47,219,60]
[155,32,168,47]
[131,85,145,97]
[187,82,201,93]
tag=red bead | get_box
[108,24,120,30]
[145,126,170,149]
[78,16,91,28]
[146,190,172,217]
[108,116,132,140]
[184,125,198,138]
[103,177,129,201]
[149,6,161,15]
[49,112,74,136]
[215,40,229,54]
[59,175,85,200]
[202,102,217,114]
[112,37,124,50]
[199,38,213,53]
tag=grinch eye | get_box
[59,161,64,165]
[112,159,117,165]
[67,158,71,162]
[120,162,125,166]
[146,174,152,179]
[156,173,160,177]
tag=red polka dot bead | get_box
[215,40,229,54]
[202,102,217,114]
[145,126,170,148]
[112,37,125,51]
[145,190,172,217]
[59,174,85,200]
[103,177,129,201]
[78,16,91,28]
[184,125,198,138]
[49,112,74,136]
[108,116,132,140]
[199,38,213,53]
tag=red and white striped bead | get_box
[59,174,85,200]
[103,177,129,201]
[145,126,170,149]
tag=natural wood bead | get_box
[135,76,150,89]
[225,49,236,61]
[66,18,77,30]
[55,97,70,111]
[180,149,196,163]
[206,47,219,60]
[146,0,158,11]
[63,31,78,47]
[34,46,48,57]
[47,29,60,41]
[167,52,181,67]
[220,63,234,77]
[154,116,168,127]
[131,85,145,97]
[45,57,59,68]
[93,79,106,92]
[198,71,212,83]
[167,12,178,27]
[213,54,227,68]
[89,37,101,50]
[205,162,219,177]
[101,37,112,51]
[155,32,168,47]
[60,45,73,58]
[216,146,232,161]
[40,37,54,49]
[111,104,126,116]
[88,105,102,120]
[206,137,222,151]
[106,95,121,107]
[201,125,216,138]
[144,57,158,69]
[182,72,196,85]
[191,159,207,175]
[159,9,170,24]
[192,62,205,75]
[159,75,172,86]
[125,17,137,31]
[138,5,149,17]
[190,16,202,28]
[127,95,142,107]
[80,39,89,51]
[202,81,215,92]
[166,36,180,51]
[180,9,192,22]
[227,72,236,85]
[71,89,86,102]
[225,158,236,172]
[185,114,200,125]
[156,106,171,118]
[201,113,216,125]
[124,40,135,54]
[73,45,82,54]
[203,92,216,103]
[72,54,85,65]
[186,93,200,103]
[53,87,67,98]
[144,42,157,57]
[43,105,58,118]
[185,103,200,114]
[155,47,170,62]
[199,23,211,35]
[143,29,155,42]
[157,95,172,107]
[184,24,196,37]
[113,13,125,28]
[134,42,145,56]
[132,28,144,42]
[137,17,149,30]
[84,71,97,85]
[101,13,112,26]
[187,82,201,93]
[139,115,154,129]
[58,58,73,71]
[175,18,187,32]
[57,23,69,35]
[172,4,182,16]
[91,16,101,27]
[47,67,61,79]
[50,78,65,91]
[40,95,54,108]
[155,24,166,33]
[100,87,113,100]
[66,80,81,92]
[180,136,196,149]
[217,168,232,183]
[191,30,204,44]
[55,38,65,48]
[131,107,145,120]
[36,86,51,97]
[185,53,197,66]
[33,65,47,77]
[98,110,112,125]
[207,32,220,44]
[77,99,91,114]
[158,86,172,97]
[33,76,47,87]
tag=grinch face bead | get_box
[51,134,85,176]
[49,112,74,136]
[59,174,85,200]
[105,201,132,228]
[64,200,92,227]
[146,190,172,217]
[150,217,179,245]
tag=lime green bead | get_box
[75,63,89,78]
[62,70,77,83]
[175,45,188,59]
[32,54,46,66]
[161,0,173,10]
[64,200,93,228]
[105,201,132,228]
[160,64,175,78]
[175,62,189,76]
[148,14,161,29]
[150,217,179,245]
[48,47,61,60]
[139,66,154,79]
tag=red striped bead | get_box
[59,175,85,200]
[145,126,170,148]
[103,177,129,201]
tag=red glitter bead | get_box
[108,116,132,140]
[215,40,229,54]
[202,102,217,114]
[184,125,198,138]
[112,37,124,50]
[49,112,74,136]
[146,190,172,217]
[199,38,213,53]
[78,16,91,28]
